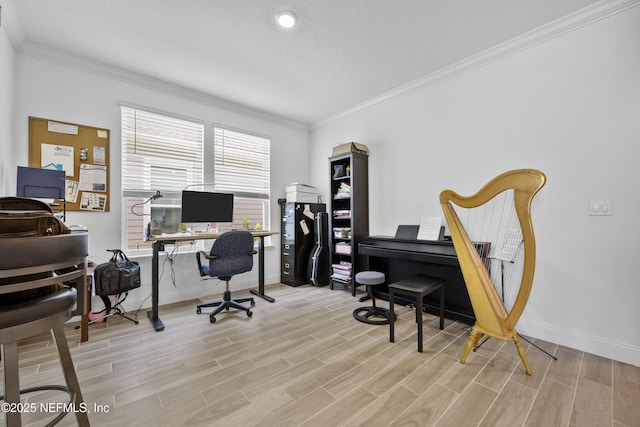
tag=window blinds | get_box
[121,106,204,197]
[214,127,270,199]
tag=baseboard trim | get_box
[518,319,640,367]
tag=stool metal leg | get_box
[51,326,91,427]
[389,289,395,343]
[439,285,445,330]
[416,294,423,353]
[2,341,21,427]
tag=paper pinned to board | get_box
[79,164,107,192]
[93,146,106,165]
[48,121,78,135]
[66,180,79,203]
[41,143,74,176]
[79,192,107,212]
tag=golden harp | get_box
[440,169,546,375]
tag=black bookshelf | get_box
[328,151,369,295]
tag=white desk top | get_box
[152,230,278,242]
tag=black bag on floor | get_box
[94,249,141,296]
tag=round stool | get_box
[352,271,394,325]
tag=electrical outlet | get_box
[589,200,612,216]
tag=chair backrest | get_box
[207,230,255,278]
[0,233,87,306]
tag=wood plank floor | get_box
[4,284,639,427]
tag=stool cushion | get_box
[0,287,76,329]
[355,271,385,286]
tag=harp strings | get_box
[451,189,523,312]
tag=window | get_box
[121,107,271,251]
[214,126,270,232]
[122,106,204,250]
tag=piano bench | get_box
[388,275,446,353]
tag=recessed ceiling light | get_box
[276,11,297,29]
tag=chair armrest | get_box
[196,251,220,277]
[198,251,219,260]
[196,251,205,277]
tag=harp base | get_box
[460,326,532,375]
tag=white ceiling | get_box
[10,0,601,125]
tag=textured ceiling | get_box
[10,0,601,125]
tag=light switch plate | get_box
[589,200,612,216]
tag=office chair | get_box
[195,230,257,323]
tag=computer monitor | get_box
[16,166,65,199]
[180,190,234,224]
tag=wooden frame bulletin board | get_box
[28,116,110,212]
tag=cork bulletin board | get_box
[28,116,110,212]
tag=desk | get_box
[148,230,278,331]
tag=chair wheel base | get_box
[353,306,394,325]
[197,292,254,323]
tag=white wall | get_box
[0,4,16,196]
[10,52,311,312]
[310,6,640,366]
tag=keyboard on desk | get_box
[159,232,193,238]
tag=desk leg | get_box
[80,284,89,342]
[80,273,90,342]
[81,315,89,342]
[147,240,165,331]
[250,235,275,303]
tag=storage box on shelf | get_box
[333,227,351,239]
[285,183,320,203]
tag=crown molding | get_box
[0,0,26,49]
[312,0,640,130]
[6,0,638,132]
[15,41,309,132]
[2,0,307,130]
